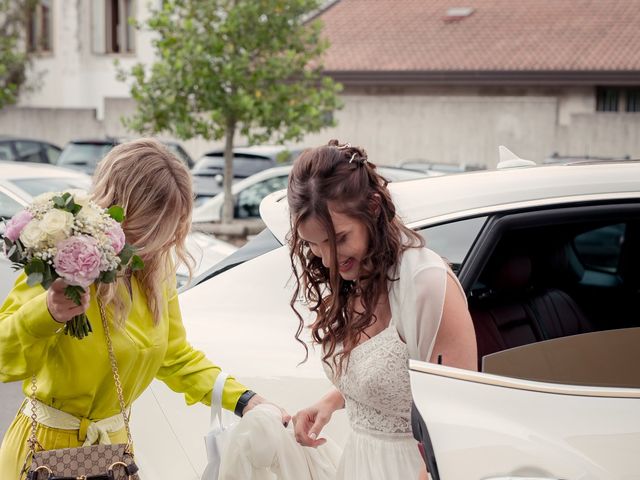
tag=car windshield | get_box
[11,177,92,197]
[58,143,114,168]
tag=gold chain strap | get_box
[26,299,134,460]
[98,298,134,450]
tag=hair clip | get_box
[336,142,351,150]
[349,153,357,163]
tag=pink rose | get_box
[5,210,33,242]
[105,220,126,254]
[54,235,102,289]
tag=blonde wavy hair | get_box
[92,138,194,325]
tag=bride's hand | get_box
[293,388,344,448]
[242,394,291,427]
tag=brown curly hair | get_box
[287,140,423,375]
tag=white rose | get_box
[76,204,104,226]
[40,209,74,243]
[20,220,47,249]
[67,189,91,207]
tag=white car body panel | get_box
[410,361,640,479]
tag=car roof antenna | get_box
[497,145,537,169]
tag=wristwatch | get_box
[234,389,257,417]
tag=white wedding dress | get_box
[219,247,463,480]
[323,321,424,479]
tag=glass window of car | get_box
[44,145,61,164]
[0,143,14,161]
[166,144,193,169]
[58,143,114,168]
[0,190,23,220]
[573,223,625,273]
[10,177,92,198]
[236,176,289,219]
[15,141,44,163]
[417,216,487,271]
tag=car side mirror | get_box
[215,174,224,186]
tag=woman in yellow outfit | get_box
[0,138,289,478]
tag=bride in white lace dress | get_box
[219,140,476,480]
[285,140,477,480]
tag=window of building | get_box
[596,87,640,113]
[596,87,619,112]
[626,89,640,113]
[92,0,135,54]
[27,0,53,54]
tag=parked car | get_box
[177,232,237,290]
[57,137,194,175]
[192,164,429,224]
[123,160,640,479]
[0,136,61,164]
[400,159,485,174]
[191,145,302,204]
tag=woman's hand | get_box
[242,394,292,427]
[46,279,90,324]
[292,388,344,448]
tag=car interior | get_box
[467,208,640,386]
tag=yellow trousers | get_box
[0,407,127,479]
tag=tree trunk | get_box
[221,120,236,225]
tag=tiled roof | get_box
[316,0,640,72]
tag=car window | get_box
[166,144,193,168]
[11,177,92,197]
[15,141,44,163]
[417,216,487,271]
[0,190,23,220]
[573,223,625,273]
[58,143,114,168]
[236,176,289,219]
[0,143,14,161]
[44,145,61,164]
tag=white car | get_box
[130,160,640,479]
[192,164,430,223]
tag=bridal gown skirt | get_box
[337,426,424,480]
[218,405,424,480]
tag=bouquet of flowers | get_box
[2,190,143,339]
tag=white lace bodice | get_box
[323,325,413,435]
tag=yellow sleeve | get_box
[0,272,61,382]
[155,282,248,412]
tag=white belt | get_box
[22,398,125,446]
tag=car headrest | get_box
[537,243,585,286]
[490,253,532,291]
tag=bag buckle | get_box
[108,461,137,480]
[29,465,53,479]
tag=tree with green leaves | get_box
[120,0,342,224]
[0,0,37,110]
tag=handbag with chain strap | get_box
[23,300,140,480]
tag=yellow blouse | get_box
[0,272,247,419]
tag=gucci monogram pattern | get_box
[29,444,139,480]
